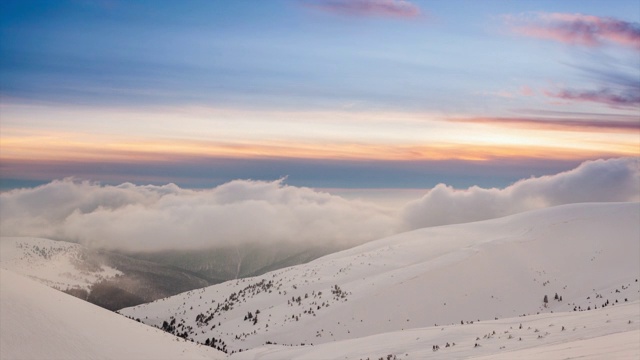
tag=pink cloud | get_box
[544,87,640,108]
[520,86,535,96]
[509,12,640,49]
[304,0,421,19]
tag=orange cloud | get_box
[1,132,634,166]
[451,116,640,133]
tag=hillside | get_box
[129,242,342,281]
[0,237,214,310]
[120,202,640,356]
[0,237,121,291]
[0,269,225,360]
[230,301,639,359]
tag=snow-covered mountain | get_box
[0,237,121,291]
[120,202,640,357]
[0,268,225,360]
[0,237,213,310]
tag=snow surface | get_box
[120,202,640,357]
[0,268,225,360]
[0,237,121,291]
[230,301,639,359]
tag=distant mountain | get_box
[120,202,640,357]
[127,242,344,281]
[0,237,215,310]
[0,269,225,360]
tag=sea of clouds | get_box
[1,157,637,252]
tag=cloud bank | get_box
[0,179,399,252]
[1,158,637,252]
[509,12,640,49]
[304,0,420,19]
[402,158,640,230]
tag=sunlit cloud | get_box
[3,103,637,163]
[303,0,421,19]
[452,116,640,133]
[508,12,640,49]
[2,102,638,191]
[2,130,633,166]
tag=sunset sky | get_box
[1,0,639,190]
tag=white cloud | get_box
[402,157,640,230]
[0,179,399,251]
[1,158,637,252]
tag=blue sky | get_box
[1,0,638,190]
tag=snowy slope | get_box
[230,301,639,360]
[0,268,225,360]
[0,236,215,310]
[120,202,640,355]
[0,237,121,291]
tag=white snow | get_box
[120,202,640,358]
[0,268,225,360]
[229,301,639,359]
[3,202,638,359]
[0,236,121,291]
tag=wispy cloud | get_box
[520,86,535,97]
[544,87,640,108]
[508,12,640,49]
[452,116,640,133]
[303,0,421,19]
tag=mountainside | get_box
[120,202,640,356]
[0,237,121,291]
[230,301,639,360]
[0,237,214,310]
[128,242,343,281]
[0,269,225,360]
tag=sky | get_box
[1,0,639,191]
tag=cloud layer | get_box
[402,158,640,230]
[0,179,399,252]
[509,12,640,49]
[304,0,420,18]
[1,158,637,252]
